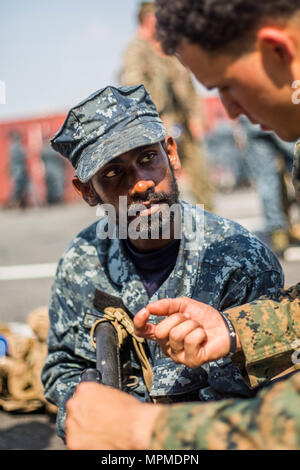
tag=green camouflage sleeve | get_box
[120,39,167,116]
[120,39,149,89]
[150,371,300,450]
[224,284,300,387]
[162,56,204,124]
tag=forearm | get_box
[224,284,300,387]
[150,371,300,450]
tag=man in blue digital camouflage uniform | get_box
[9,131,29,209]
[237,116,299,256]
[41,84,283,440]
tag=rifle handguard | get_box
[80,368,102,383]
[90,307,154,394]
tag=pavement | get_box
[0,188,299,450]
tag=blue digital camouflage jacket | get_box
[41,201,284,439]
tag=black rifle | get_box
[80,290,127,388]
[80,321,122,387]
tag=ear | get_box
[72,177,99,207]
[258,28,296,64]
[164,136,181,171]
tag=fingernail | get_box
[183,313,190,319]
[139,308,148,316]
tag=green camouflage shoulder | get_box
[150,371,300,450]
[120,37,169,115]
[159,54,204,123]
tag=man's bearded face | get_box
[91,139,181,241]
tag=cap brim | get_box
[75,120,167,183]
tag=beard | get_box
[126,170,180,240]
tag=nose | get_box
[219,91,244,120]
[129,179,155,197]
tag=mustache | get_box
[127,191,172,210]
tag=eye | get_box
[140,152,156,164]
[103,167,122,178]
[219,85,231,94]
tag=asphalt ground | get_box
[0,189,299,450]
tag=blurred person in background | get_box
[120,1,214,210]
[269,133,300,242]
[236,117,300,257]
[41,133,65,206]
[8,131,30,209]
[204,110,251,191]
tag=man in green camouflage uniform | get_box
[41,84,284,442]
[120,2,213,209]
[65,0,300,451]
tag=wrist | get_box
[219,312,241,357]
[133,403,163,450]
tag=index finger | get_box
[134,308,157,340]
[142,298,189,317]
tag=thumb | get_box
[145,298,186,317]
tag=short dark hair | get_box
[155,0,300,54]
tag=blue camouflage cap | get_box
[51,84,167,182]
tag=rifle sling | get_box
[90,306,154,394]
